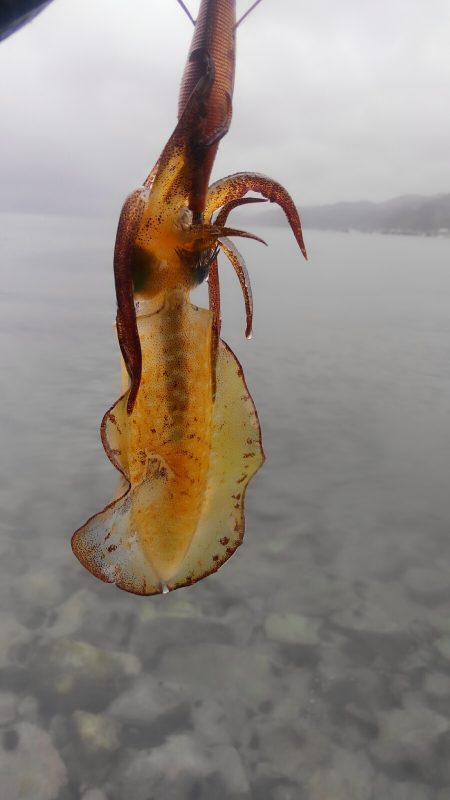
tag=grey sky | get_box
[1,0,449,216]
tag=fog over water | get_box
[1,214,450,797]
[1,0,450,214]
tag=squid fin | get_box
[72,438,174,596]
[169,339,264,590]
[72,338,263,595]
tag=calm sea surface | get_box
[1,213,450,799]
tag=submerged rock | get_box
[0,721,67,800]
[17,695,39,725]
[273,785,305,800]
[371,703,449,767]
[13,568,65,613]
[424,672,450,698]
[107,674,190,749]
[307,747,374,800]
[47,588,136,650]
[332,600,400,635]
[249,724,307,783]
[107,675,187,726]
[73,710,119,754]
[34,638,141,711]
[264,612,320,646]
[191,697,231,746]
[372,774,432,800]
[242,716,330,785]
[81,791,109,800]
[46,589,98,639]
[0,692,17,725]
[0,613,30,668]
[121,734,249,800]
[156,643,276,710]
[132,614,234,662]
[404,566,450,606]
[435,636,450,662]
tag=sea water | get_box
[1,213,450,798]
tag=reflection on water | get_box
[1,213,450,799]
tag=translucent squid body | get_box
[72,0,307,595]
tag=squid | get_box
[72,0,307,595]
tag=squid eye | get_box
[175,207,193,231]
[177,246,218,286]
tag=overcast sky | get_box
[1,0,450,216]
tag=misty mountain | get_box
[249,194,450,236]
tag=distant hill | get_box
[247,194,450,236]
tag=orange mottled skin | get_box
[124,291,213,580]
[72,0,306,594]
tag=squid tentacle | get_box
[208,197,267,389]
[208,257,221,398]
[190,223,266,249]
[206,171,308,260]
[213,195,267,226]
[218,237,253,339]
[113,187,147,415]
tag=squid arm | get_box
[206,171,308,260]
[72,0,306,595]
[209,196,267,378]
